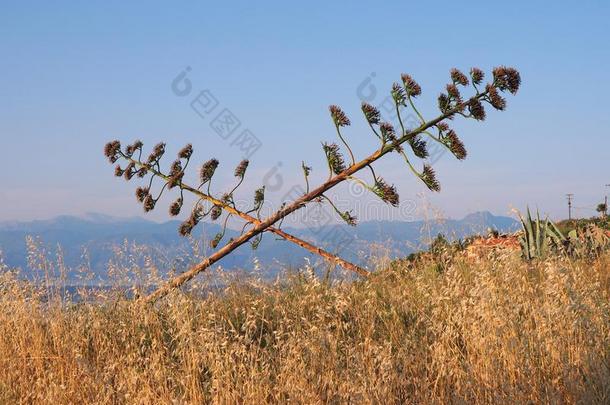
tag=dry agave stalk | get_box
[105,66,521,302]
[105,144,368,277]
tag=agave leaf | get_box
[520,209,533,259]
[519,237,530,260]
[534,209,542,257]
[524,208,534,256]
[548,220,566,241]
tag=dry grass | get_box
[0,248,609,404]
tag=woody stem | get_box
[124,157,369,282]
[145,91,488,302]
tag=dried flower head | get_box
[409,136,429,159]
[379,122,403,152]
[302,162,311,177]
[210,233,223,248]
[178,221,194,236]
[401,74,421,96]
[391,83,406,105]
[470,67,484,85]
[361,102,380,124]
[436,122,449,132]
[210,205,222,221]
[169,198,183,216]
[104,140,121,163]
[143,194,156,212]
[329,105,350,127]
[454,101,466,113]
[486,84,506,110]
[438,93,451,113]
[179,206,204,235]
[340,211,357,226]
[169,160,182,176]
[422,164,441,192]
[125,140,143,157]
[446,84,461,100]
[322,143,346,175]
[167,160,184,189]
[200,158,219,184]
[221,193,232,204]
[114,165,124,177]
[234,159,249,178]
[373,178,400,206]
[104,140,120,157]
[137,167,148,178]
[379,122,397,142]
[147,142,166,164]
[468,98,486,120]
[506,68,521,94]
[450,68,469,86]
[254,187,265,209]
[123,162,136,180]
[190,205,204,225]
[445,130,467,160]
[493,66,521,94]
[135,186,149,203]
[178,144,193,160]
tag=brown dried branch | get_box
[143,67,521,302]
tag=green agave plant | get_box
[518,208,566,260]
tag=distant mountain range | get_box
[0,212,519,282]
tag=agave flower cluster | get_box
[104,65,520,301]
[104,138,264,249]
[320,66,520,225]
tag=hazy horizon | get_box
[0,208,516,227]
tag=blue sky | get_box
[1,0,609,223]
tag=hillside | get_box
[1,246,607,403]
[0,212,519,281]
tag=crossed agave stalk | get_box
[105,66,521,302]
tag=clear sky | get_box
[1,0,609,223]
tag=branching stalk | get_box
[122,155,368,280]
[145,90,494,302]
[105,67,521,302]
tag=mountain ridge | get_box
[0,211,519,281]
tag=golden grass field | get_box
[0,247,609,404]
